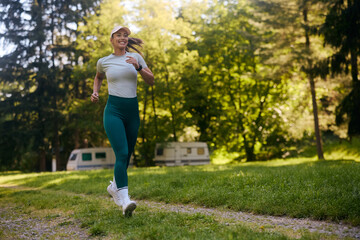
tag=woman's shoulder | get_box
[97,54,113,66]
[127,52,143,59]
[98,54,113,61]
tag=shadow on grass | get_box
[1,159,359,189]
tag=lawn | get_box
[1,186,302,239]
[2,159,360,225]
[0,158,359,239]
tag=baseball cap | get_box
[110,26,131,37]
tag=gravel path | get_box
[138,200,360,239]
[0,206,89,239]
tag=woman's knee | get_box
[115,151,128,162]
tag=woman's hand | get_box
[91,92,99,103]
[126,56,139,69]
[91,72,104,103]
[126,56,154,86]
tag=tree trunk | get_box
[348,49,360,138]
[74,129,80,149]
[53,108,61,170]
[309,76,324,159]
[39,149,46,172]
[243,134,255,161]
[141,87,148,144]
[151,85,159,140]
[50,8,61,171]
[74,74,80,149]
[303,3,324,160]
[164,70,177,141]
[350,48,358,83]
[141,86,148,167]
[35,0,47,171]
[38,99,47,172]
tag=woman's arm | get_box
[91,72,105,103]
[126,56,154,86]
[139,67,154,86]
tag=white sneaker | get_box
[107,181,136,217]
[118,188,137,217]
[107,181,122,207]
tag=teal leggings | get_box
[103,95,140,189]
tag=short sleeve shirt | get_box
[96,52,148,98]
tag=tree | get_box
[0,0,99,171]
[252,0,330,160]
[321,0,360,138]
[130,0,197,164]
[181,0,291,161]
[301,0,325,159]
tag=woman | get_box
[91,26,154,217]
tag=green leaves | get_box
[1,0,359,170]
[321,0,360,136]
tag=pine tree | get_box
[0,0,99,171]
[321,0,360,138]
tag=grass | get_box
[212,137,360,164]
[0,187,316,240]
[289,137,360,161]
[132,159,360,225]
[0,158,359,238]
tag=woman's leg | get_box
[103,104,129,189]
[124,114,140,168]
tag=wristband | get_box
[136,64,142,71]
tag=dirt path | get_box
[1,185,360,239]
[138,199,360,239]
[0,206,90,239]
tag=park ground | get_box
[1,148,360,239]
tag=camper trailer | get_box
[66,147,133,171]
[154,142,210,166]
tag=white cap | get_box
[110,26,131,37]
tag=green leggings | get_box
[103,95,140,189]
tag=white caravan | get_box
[66,147,133,171]
[154,142,210,166]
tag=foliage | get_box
[183,1,294,161]
[132,0,196,165]
[0,0,359,170]
[0,0,99,171]
[321,0,360,137]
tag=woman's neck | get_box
[113,48,126,56]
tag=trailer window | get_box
[95,152,106,159]
[197,148,205,155]
[69,153,77,161]
[157,148,164,156]
[187,148,192,154]
[82,153,92,161]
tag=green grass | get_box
[0,187,315,240]
[1,158,359,229]
[132,159,360,226]
[212,137,360,164]
[289,138,360,161]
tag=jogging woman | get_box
[90,26,154,217]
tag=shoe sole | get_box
[124,202,136,218]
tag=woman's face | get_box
[110,29,129,49]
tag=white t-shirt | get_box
[97,52,148,98]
